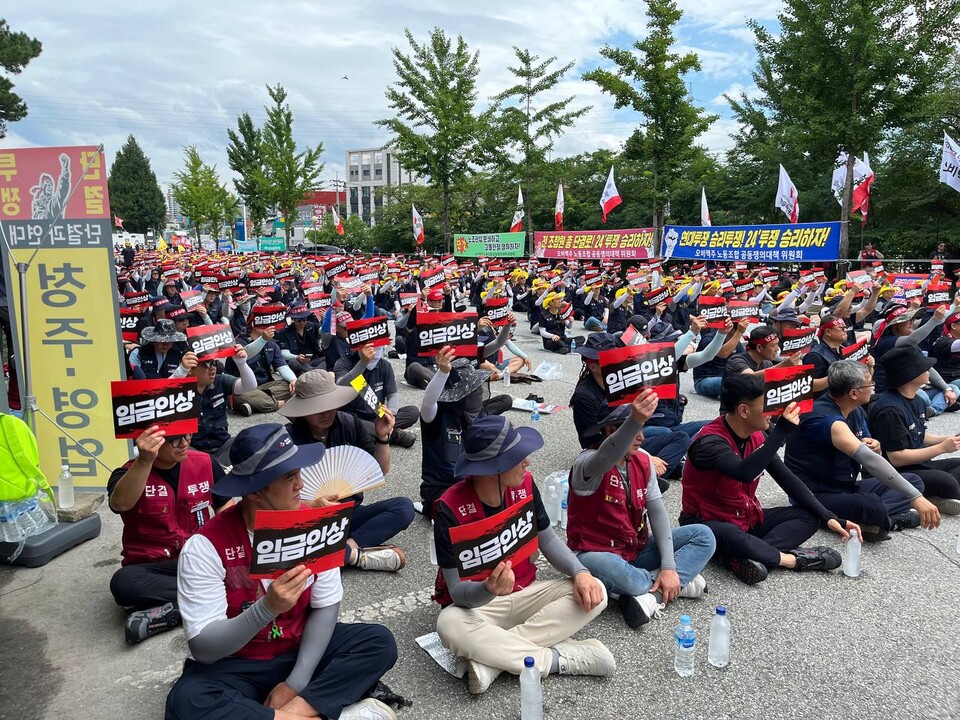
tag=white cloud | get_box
[710,82,762,107]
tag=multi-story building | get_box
[163,185,182,225]
[344,146,421,227]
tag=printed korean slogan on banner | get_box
[453,232,524,258]
[534,228,655,260]
[660,222,841,263]
[449,496,538,582]
[0,145,130,488]
[250,502,355,579]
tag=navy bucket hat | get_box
[454,415,544,477]
[214,423,325,497]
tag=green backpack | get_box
[0,413,55,505]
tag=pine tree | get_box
[107,135,166,234]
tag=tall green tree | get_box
[584,0,716,242]
[107,135,166,233]
[260,84,324,244]
[172,146,228,245]
[731,0,960,256]
[494,47,590,251]
[226,112,270,238]
[0,19,41,139]
[376,27,497,252]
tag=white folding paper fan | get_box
[300,446,385,501]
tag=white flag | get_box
[412,204,424,245]
[832,153,875,205]
[700,186,711,226]
[776,164,799,223]
[555,183,564,231]
[940,132,960,194]
[599,165,622,223]
[510,186,524,233]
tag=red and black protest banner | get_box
[842,339,871,364]
[620,323,643,347]
[932,260,944,275]
[247,272,275,290]
[846,270,873,289]
[306,291,332,312]
[345,316,390,349]
[924,283,952,309]
[627,272,644,287]
[698,296,729,329]
[417,312,478,357]
[336,273,362,293]
[218,275,240,291]
[324,258,348,277]
[903,283,924,301]
[180,290,205,312]
[560,301,573,321]
[762,364,815,415]
[733,278,754,294]
[483,297,511,327]
[645,286,670,307]
[161,265,180,278]
[421,267,447,290]
[359,266,379,284]
[598,342,677,405]
[449,496,538,582]
[251,304,288,330]
[250,502,355,579]
[487,265,508,280]
[441,253,456,266]
[781,327,817,355]
[199,272,219,286]
[399,292,419,309]
[728,300,760,323]
[110,378,199,439]
[119,308,141,342]
[124,290,150,308]
[187,325,237,360]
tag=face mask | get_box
[463,388,484,424]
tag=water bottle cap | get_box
[679,614,692,624]
[716,606,726,615]
[61,465,69,471]
[561,500,568,508]
[524,656,535,668]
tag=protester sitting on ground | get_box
[395,287,450,388]
[165,424,399,720]
[680,374,860,585]
[718,325,803,411]
[784,360,939,540]
[281,369,414,572]
[278,304,325,376]
[926,307,960,412]
[334,342,418,448]
[433,415,613,695]
[129,319,186,379]
[108,425,227,644]
[692,316,748,399]
[228,323,296,416]
[867,346,960,515]
[540,291,585,354]
[807,314,856,395]
[568,390,716,629]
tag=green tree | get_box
[377,27,497,252]
[731,0,960,256]
[172,146,228,245]
[0,19,41,139]
[584,0,716,242]
[494,47,590,250]
[226,112,271,238]
[107,134,166,234]
[260,84,324,244]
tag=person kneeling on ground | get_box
[568,389,716,629]
[434,415,613,695]
[108,425,228,644]
[165,424,399,720]
[679,374,860,585]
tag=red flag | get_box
[852,152,875,227]
[412,204,425,246]
[115,216,124,229]
[331,205,345,236]
[599,166,622,223]
[555,184,564,231]
[510,186,524,233]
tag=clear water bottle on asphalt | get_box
[545,486,561,526]
[530,408,541,423]
[708,606,730,668]
[843,528,861,577]
[502,369,511,387]
[520,656,543,720]
[58,464,75,509]
[560,500,568,530]
[674,614,696,677]
[570,338,577,352]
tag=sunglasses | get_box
[166,434,193,446]
[199,360,217,368]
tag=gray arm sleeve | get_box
[897,316,937,346]
[539,527,588,577]
[277,365,296,383]
[928,367,948,392]
[573,416,644,489]
[395,311,410,330]
[852,444,922,500]
[646,497,676,571]
[187,597,278,664]
[284,603,339,693]
[685,330,726,369]
[673,331,695,358]
[539,326,555,339]
[336,359,366,386]
[244,336,267,360]
[443,566,496,608]
[483,322,512,358]
[420,369,449,423]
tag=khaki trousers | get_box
[436,578,607,677]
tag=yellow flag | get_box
[157,236,168,252]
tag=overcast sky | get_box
[2,0,779,191]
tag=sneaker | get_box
[553,638,617,676]
[789,546,842,572]
[946,401,960,413]
[235,401,253,417]
[338,698,398,720]
[357,545,407,572]
[387,349,400,359]
[618,592,663,629]
[124,602,181,644]
[859,524,890,543]
[931,498,960,516]
[924,406,937,419]
[389,427,416,448]
[679,574,708,599]
[891,509,921,530]
[657,477,671,494]
[466,659,502,695]
[413,500,426,515]
[720,556,768,585]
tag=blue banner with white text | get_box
[660,222,841,263]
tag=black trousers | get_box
[641,430,691,478]
[905,458,960,500]
[164,623,397,720]
[685,506,819,569]
[109,560,179,609]
[286,357,326,376]
[404,362,435,389]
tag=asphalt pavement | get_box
[1,326,959,720]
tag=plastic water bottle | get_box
[530,408,541,423]
[58,464,75,510]
[674,614,696,677]
[519,656,543,720]
[708,606,730,668]
[502,369,511,387]
[0,503,20,543]
[570,338,577,352]
[843,528,861,577]
[560,499,568,530]
[25,497,54,536]
[545,487,561,526]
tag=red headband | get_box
[748,333,779,348]
[817,317,846,337]
[946,312,960,328]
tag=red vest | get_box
[681,416,765,531]
[566,451,651,563]
[120,450,214,566]
[199,503,311,660]
[433,473,538,607]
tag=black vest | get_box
[139,344,183,379]
[192,374,230,453]
[785,395,869,493]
